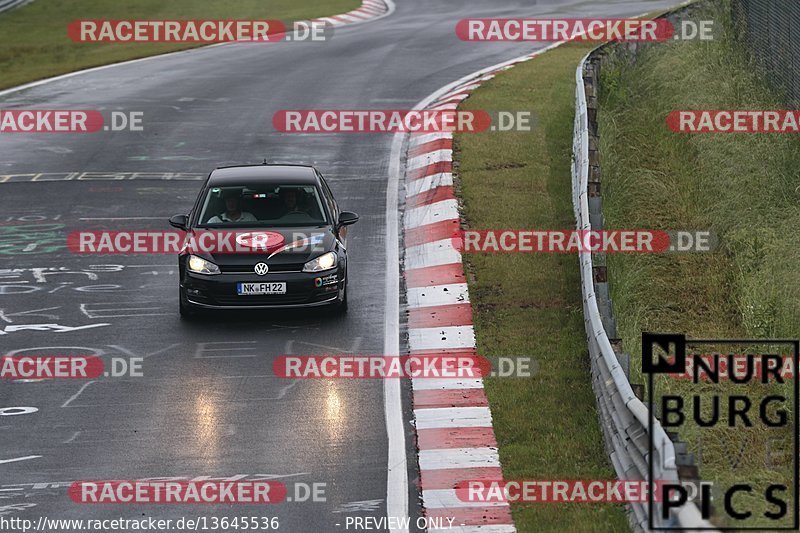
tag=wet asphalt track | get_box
[0,0,678,531]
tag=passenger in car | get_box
[207,189,257,223]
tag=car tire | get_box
[334,279,348,314]
[179,289,198,319]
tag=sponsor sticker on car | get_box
[314,274,338,287]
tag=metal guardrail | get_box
[0,0,32,14]
[572,49,715,532]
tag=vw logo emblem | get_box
[254,262,269,276]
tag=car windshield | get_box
[197,183,328,227]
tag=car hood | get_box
[185,226,338,268]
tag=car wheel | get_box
[334,280,348,314]
[179,289,198,319]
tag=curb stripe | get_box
[412,377,483,391]
[328,0,390,25]
[409,325,476,351]
[404,219,460,248]
[417,426,497,450]
[413,389,488,409]
[426,507,514,526]
[432,94,470,107]
[330,14,361,23]
[406,172,453,197]
[408,139,453,159]
[407,149,453,171]
[407,283,469,309]
[358,6,383,15]
[408,161,453,181]
[418,447,500,470]
[408,303,473,329]
[409,347,476,357]
[405,263,466,289]
[405,200,459,229]
[429,102,460,112]
[414,406,492,429]
[423,489,508,509]
[410,132,452,144]
[405,240,462,271]
[430,526,516,533]
[406,185,456,209]
[420,466,504,490]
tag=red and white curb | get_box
[402,43,567,533]
[312,0,392,27]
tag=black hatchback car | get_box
[169,164,358,317]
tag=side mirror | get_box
[169,214,189,231]
[337,211,359,228]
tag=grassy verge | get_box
[0,0,359,90]
[599,1,799,528]
[455,41,630,532]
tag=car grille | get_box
[213,293,332,306]
[220,263,303,273]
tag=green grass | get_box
[455,41,630,532]
[599,1,799,528]
[0,0,359,89]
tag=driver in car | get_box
[279,187,308,216]
[208,190,257,224]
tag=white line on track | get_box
[385,101,408,533]
[61,380,96,408]
[0,455,41,465]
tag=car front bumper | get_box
[181,268,344,309]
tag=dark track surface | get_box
[0,1,677,530]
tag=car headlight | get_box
[303,251,337,273]
[187,255,220,275]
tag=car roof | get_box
[208,164,319,186]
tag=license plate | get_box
[237,282,286,295]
